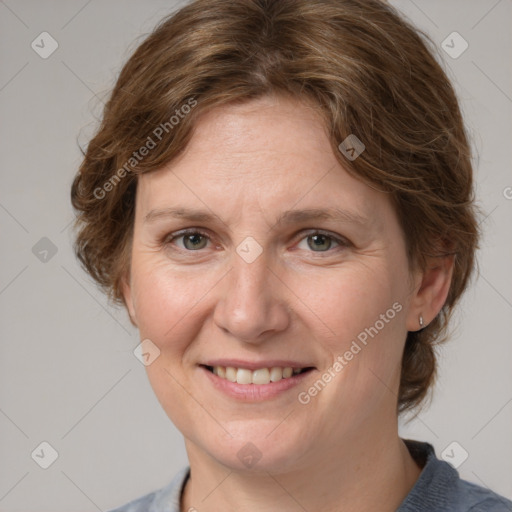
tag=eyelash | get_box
[162,228,350,254]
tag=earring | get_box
[419,315,424,329]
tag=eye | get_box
[296,230,348,253]
[162,228,349,254]
[164,229,211,251]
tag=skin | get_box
[122,94,453,512]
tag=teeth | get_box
[270,367,283,382]
[252,368,270,385]
[236,368,253,384]
[225,366,237,382]
[210,366,305,385]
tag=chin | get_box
[199,425,308,474]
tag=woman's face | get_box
[123,95,422,472]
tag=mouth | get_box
[200,364,314,385]
[198,363,316,402]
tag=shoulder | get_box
[107,491,156,512]
[106,466,190,512]
[399,440,512,512]
[459,479,512,512]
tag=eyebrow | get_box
[144,206,370,228]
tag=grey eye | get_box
[180,233,209,250]
[308,234,333,251]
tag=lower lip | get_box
[200,366,314,402]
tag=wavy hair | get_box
[71,0,480,413]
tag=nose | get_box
[212,250,291,343]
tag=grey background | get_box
[0,1,511,510]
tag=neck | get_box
[180,419,422,512]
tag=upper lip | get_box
[200,359,315,371]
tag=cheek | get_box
[130,256,209,347]
[297,261,405,343]
[301,261,409,406]
[129,258,211,430]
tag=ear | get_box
[121,273,138,327]
[406,254,454,332]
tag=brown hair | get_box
[71,0,479,413]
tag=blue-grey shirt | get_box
[107,440,512,511]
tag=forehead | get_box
[135,95,388,229]
[172,95,332,180]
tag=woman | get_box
[71,0,512,510]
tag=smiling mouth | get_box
[201,364,314,385]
